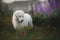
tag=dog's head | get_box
[14,10,24,23]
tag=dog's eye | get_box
[19,16,21,17]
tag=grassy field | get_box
[0,20,59,40]
[0,10,60,40]
[0,3,60,40]
[0,26,56,40]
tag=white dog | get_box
[12,10,33,30]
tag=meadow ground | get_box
[0,25,59,40]
[0,14,60,40]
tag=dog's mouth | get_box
[18,20,23,23]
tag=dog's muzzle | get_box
[18,20,23,23]
[16,18,23,23]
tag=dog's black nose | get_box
[21,20,23,23]
[18,20,23,23]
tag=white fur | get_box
[12,10,33,30]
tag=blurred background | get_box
[0,0,60,40]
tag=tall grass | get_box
[0,3,60,40]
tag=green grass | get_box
[0,25,57,40]
[0,16,59,40]
[0,10,60,40]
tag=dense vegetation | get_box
[0,3,60,40]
